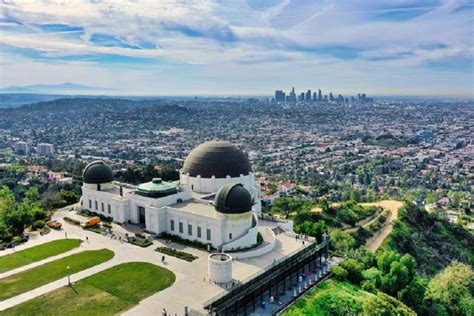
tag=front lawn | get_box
[3,262,176,315]
[0,239,82,274]
[0,249,114,301]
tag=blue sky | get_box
[0,0,472,97]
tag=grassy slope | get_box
[3,262,176,316]
[0,239,82,274]
[0,249,114,301]
[283,280,414,316]
[382,203,474,276]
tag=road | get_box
[360,200,403,251]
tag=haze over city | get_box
[1,0,473,97]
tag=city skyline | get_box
[0,1,473,97]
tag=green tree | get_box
[425,192,439,204]
[425,262,474,316]
[331,266,348,281]
[340,259,364,284]
[377,250,400,274]
[363,292,416,316]
[350,189,361,202]
[0,186,15,219]
[4,203,33,235]
[330,230,356,254]
[59,190,79,205]
[398,276,428,315]
[25,187,39,201]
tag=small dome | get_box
[214,183,252,214]
[182,141,252,178]
[136,178,177,198]
[83,161,114,184]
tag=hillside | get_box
[283,279,415,316]
[383,202,474,276]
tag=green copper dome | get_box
[136,178,177,198]
[214,183,253,214]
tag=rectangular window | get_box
[197,226,202,238]
[101,202,104,212]
[206,228,211,241]
[179,222,183,234]
[95,200,98,210]
[170,220,175,231]
[188,224,192,236]
[229,233,232,240]
[89,199,92,209]
[108,204,111,214]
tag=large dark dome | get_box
[83,161,114,184]
[214,183,252,214]
[182,141,252,178]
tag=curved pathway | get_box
[360,200,402,251]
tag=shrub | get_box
[64,217,81,225]
[86,225,103,234]
[340,259,364,285]
[32,220,46,230]
[128,237,153,248]
[12,236,23,245]
[160,232,214,251]
[77,210,112,223]
[102,222,112,229]
[156,247,198,262]
[40,226,51,235]
[331,265,348,280]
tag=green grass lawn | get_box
[0,239,82,274]
[3,262,176,316]
[0,249,114,301]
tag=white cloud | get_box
[0,0,472,96]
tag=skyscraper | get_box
[305,90,311,102]
[275,90,286,102]
[318,89,322,101]
[289,87,297,102]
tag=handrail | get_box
[203,239,329,308]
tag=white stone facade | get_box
[180,172,262,216]
[81,175,260,250]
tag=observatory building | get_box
[80,141,261,251]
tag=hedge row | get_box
[155,247,197,262]
[64,217,80,225]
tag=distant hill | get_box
[0,94,69,108]
[0,82,108,95]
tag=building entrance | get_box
[138,206,146,225]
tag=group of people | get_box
[295,233,309,245]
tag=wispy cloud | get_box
[0,0,472,96]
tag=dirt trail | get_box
[360,200,403,251]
